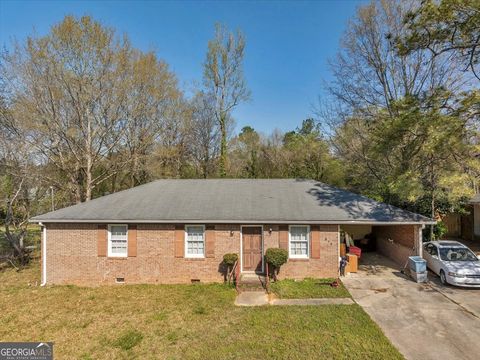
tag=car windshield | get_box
[439,247,478,262]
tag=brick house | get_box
[31,179,434,285]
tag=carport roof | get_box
[31,179,435,224]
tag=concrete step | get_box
[238,283,265,292]
[238,274,267,292]
[235,291,269,306]
[240,273,266,282]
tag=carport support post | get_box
[417,225,424,258]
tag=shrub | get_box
[433,221,447,240]
[265,248,288,268]
[265,248,288,281]
[223,253,238,266]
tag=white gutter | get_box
[30,219,436,225]
[40,223,47,286]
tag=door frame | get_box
[240,225,264,274]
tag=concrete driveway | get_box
[342,253,480,360]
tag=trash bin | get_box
[345,254,358,273]
[408,256,426,273]
[410,270,428,283]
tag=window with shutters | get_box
[108,224,128,257]
[289,225,309,259]
[185,225,205,258]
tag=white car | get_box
[423,241,480,288]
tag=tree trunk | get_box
[85,116,93,201]
[430,191,435,241]
[273,266,278,282]
[85,161,92,201]
[131,151,138,188]
[202,160,208,179]
[4,200,29,266]
[71,170,82,204]
[429,160,436,241]
[219,115,227,177]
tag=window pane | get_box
[111,242,127,253]
[110,225,127,256]
[186,226,205,256]
[111,225,127,236]
[290,226,308,256]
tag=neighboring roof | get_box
[31,179,434,224]
[470,194,480,204]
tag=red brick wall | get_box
[263,224,339,279]
[373,225,420,265]
[45,223,340,285]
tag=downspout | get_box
[40,223,47,286]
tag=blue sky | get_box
[0,0,364,134]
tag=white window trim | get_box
[185,224,206,259]
[108,224,128,258]
[288,225,310,259]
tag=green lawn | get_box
[270,278,351,299]
[0,263,402,359]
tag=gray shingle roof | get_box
[31,179,434,224]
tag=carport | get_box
[340,223,429,268]
[308,182,435,268]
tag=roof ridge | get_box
[144,178,314,181]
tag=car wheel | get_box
[440,270,448,286]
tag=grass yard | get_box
[0,263,402,360]
[270,278,351,299]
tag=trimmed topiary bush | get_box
[223,253,238,267]
[265,248,288,281]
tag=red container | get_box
[348,245,362,259]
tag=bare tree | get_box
[0,93,45,265]
[1,16,129,202]
[399,0,480,81]
[324,0,462,123]
[203,23,250,177]
[1,16,182,202]
[148,96,193,179]
[189,92,220,178]
[320,0,464,180]
[316,0,475,230]
[122,51,183,187]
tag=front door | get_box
[242,226,263,272]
